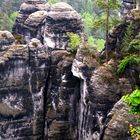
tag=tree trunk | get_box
[105,0,109,61]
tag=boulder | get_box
[103,100,132,140]
[50,2,74,12]
[25,11,48,27]
[0,31,15,46]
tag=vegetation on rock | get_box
[118,31,140,74]
[122,89,140,139]
[67,32,81,53]
[117,55,140,73]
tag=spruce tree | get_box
[95,0,121,60]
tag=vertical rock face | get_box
[46,51,80,140]
[1,2,83,140]
[0,34,50,140]
[72,48,133,140]
[103,100,131,140]
[13,2,83,139]
[43,2,83,49]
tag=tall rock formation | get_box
[0,32,50,140]
[12,1,83,50]
[0,1,139,140]
[1,1,83,140]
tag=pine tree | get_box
[95,0,121,60]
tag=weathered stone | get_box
[50,2,74,12]
[44,2,83,49]
[72,48,133,140]
[20,2,50,14]
[13,2,83,50]
[73,59,120,140]
[121,0,137,16]
[0,31,15,47]
[45,50,80,140]
[20,2,38,14]
[25,11,48,27]
[103,100,132,140]
[0,39,50,140]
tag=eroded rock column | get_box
[0,32,50,140]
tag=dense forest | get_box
[0,0,24,30]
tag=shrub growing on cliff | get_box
[118,32,140,73]
[117,55,140,73]
[67,32,81,53]
[128,33,140,53]
[122,89,140,114]
[121,23,135,52]
[87,36,105,51]
[122,89,140,139]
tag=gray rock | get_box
[0,31,15,46]
[45,50,80,140]
[50,2,74,12]
[13,2,83,50]
[72,51,133,140]
[103,100,132,140]
[25,11,48,27]
[20,2,50,14]
[0,39,50,140]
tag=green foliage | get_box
[122,23,134,51]
[129,124,140,139]
[0,0,19,31]
[10,11,18,22]
[67,32,81,53]
[96,0,121,11]
[86,0,94,13]
[87,36,105,51]
[118,30,140,73]
[128,33,140,53]
[82,12,95,35]
[122,89,140,114]
[117,55,140,73]
[93,0,122,59]
[0,10,18,32]
[95,0,121,27]
[67,32,105,54]
[81,0,121,39]
[122,89,140,139]
[91,14,121,32]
